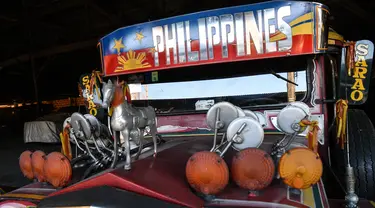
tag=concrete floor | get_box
[0,128,61,190]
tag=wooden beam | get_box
[2,0,86,29]
[0,39,98,68]
[88,2,121,26]
[0,15,17,22]
[6,71,24,76]
[328,0,374,21]
[36,20,65,32]
[36,56,56,80]
[34,0,85,17]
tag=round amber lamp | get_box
[186,151,229,195]
[278,147,323,189]
[19,150,34,180]
[231,148,275,190]
[31,150,46,182]
[44,152,72,188]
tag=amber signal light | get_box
[43,152,72,188]
[31,150,46,182]
[231,148,275,191]
[185,151,229,195]
[278,147,323,189]
[19,150,34,180]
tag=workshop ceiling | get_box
[0,0,371,102]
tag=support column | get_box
[23,0,40,117]
[287,72,296,102]
[30,55,40,116]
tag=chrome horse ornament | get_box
[101,79,158,170]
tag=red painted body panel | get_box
[0,200,37,207]
[5,182,56,196]
[157,114,208,129]
[50,139,208,207]
[0,182,56,201]
[47,138,330,208]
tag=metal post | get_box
[23,0,40,117]
[287,72,296,102]
[345,115,359,208]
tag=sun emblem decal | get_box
[115,49,151,72]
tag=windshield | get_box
[129,71,306,100]
[120,54,311,113]
[128,70,307,111]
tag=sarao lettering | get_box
[351,43,369,101]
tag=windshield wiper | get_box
[155,107,175,114]
[269,70,298,86]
